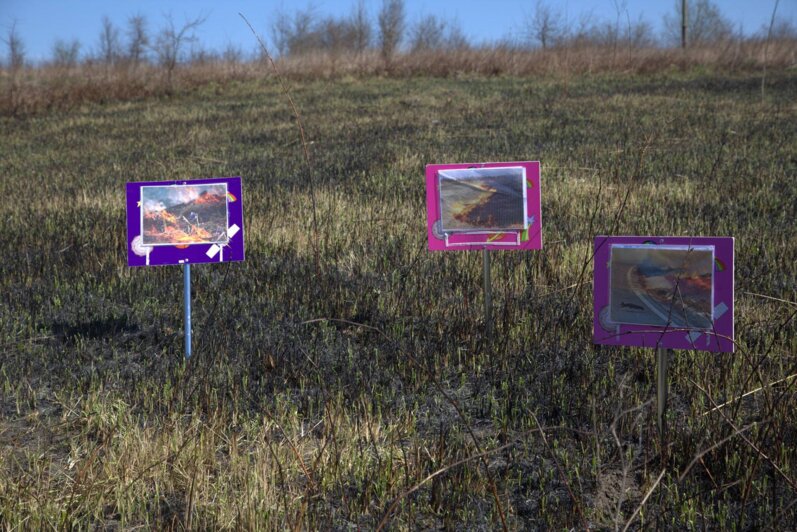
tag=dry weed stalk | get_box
[240,13,322,275]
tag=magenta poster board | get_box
[593,236,734,353]
[425,162,542,251]
[126,177,244,267]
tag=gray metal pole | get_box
[184,263,192,359]
[483,248,492,338]
[656,347,669,437]
[681,0,688,49]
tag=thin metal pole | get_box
[681,0,688,49]
[656,347,669,437]
[184,263,192,359]
[483,248,492,338]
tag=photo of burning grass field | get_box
[141,184,229,246]
[2,34,797,532]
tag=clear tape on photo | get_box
[444,231,521,247]
[438,167,528,235]
[206,224,240,260]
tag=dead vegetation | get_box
[1,38,796,116]
[1,69,796,529]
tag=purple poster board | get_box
[593,236,734,353]
[126,177,244,267]
[425,162,542,251]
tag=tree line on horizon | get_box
[2,0,796,71]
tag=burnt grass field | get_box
[1,70,796,529]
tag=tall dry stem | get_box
[240,13,322,275]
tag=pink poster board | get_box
[593,235,734,353]
[425,162,542,251]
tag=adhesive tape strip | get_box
[206,244,221,258]
[685,330,702,344]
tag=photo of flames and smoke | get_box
[438,168,526,232]
[141,184,228,245]
[609,245,714,329]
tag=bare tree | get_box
[528,0,562,49]
[270,5,371,58]
[378,0,405,60]
[126,14,149,65]
[3,21,25,70]
[627,18,656,48]
[2,21,25,113]
[152,13,207,85]
[351,0,372,54]
[565,12,597,47]
[324,17,364,55]
[689,0,733,44]
[663,0,733,46]
[409,14,447,52]
[189,46,215,65]
[270,9,292,57]
[407,15,468,52]
[292,8,319,54]
[553,8,654,50]
[446,20,470,50]
[52,39,81,68]
[222,42,243,63]
[270,7,323,57]
[98,16,120,66]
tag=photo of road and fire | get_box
[609,244,714,330]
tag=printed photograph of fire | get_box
[438,167,526,232]
[609,245,714,330]
[141,184,229,245]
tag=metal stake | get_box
[184,263,192,359]
[656,347,669,437]
[483,248,492,338]
[681,0,688,49]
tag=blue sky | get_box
[2,1,794,62]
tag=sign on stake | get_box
[426,162,542,336]
[126,177,245,359]
[593,235,735,441]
